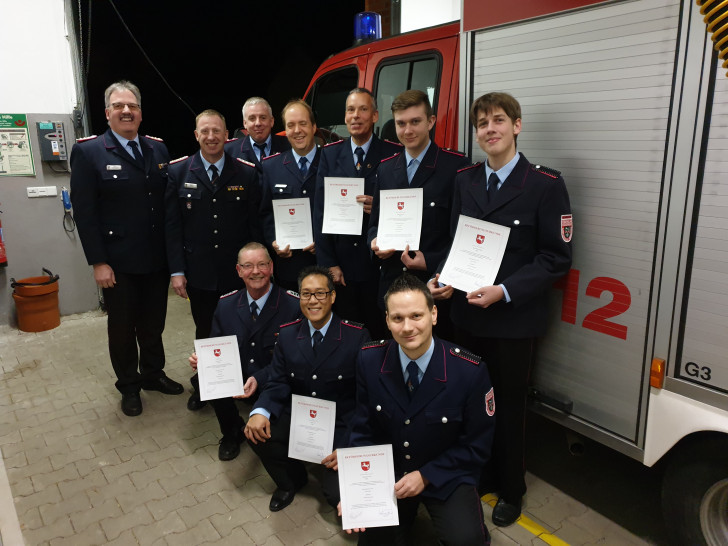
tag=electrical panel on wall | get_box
[36,121,68,162]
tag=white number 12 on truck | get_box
[303,0,728,543]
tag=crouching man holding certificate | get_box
[244,266,370,512]
[340,274,495,545]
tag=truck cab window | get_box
[374,56,440,142]
[306,67,359,143]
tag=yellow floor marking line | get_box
[481,493,571,546]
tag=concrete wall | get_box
[0,116,98,326]
[0,1,97,327]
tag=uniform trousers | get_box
[248,410,340,507]
[358,484,489,546]
[102,269,169,394]
[209,397,252,441]
[457,332,535,502]
[187,285,229,395]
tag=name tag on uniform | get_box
[184,182,198,189]
[275,184,287,188]
[106,165,122,171]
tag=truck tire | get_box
[661,436,728,546]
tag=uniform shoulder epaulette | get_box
[144,135,164,142]
[341,319,364,329]
[76,135,97,143]
[450,346,481,365]
[286,289,300,299]
[531,164,561,179]
[457,162,482,173]
[169,155,188,165]
[219,289,239,299]
[236,157,256,168]
[226,137,239,143]
[280,318,303,328]
[441,148,465,157]
[362,339,388,350]
[381,153,400,163]
[262,152,281,161]
[324,139,345,148]
[383,139,403,147]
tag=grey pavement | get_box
[0,290,653,545]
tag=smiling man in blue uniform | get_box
[313,88,402,337]
[342,274,494,545]
[260,100,321,291]
[188,242,300,461]
[165,109,262,411]
[70,80,183,417]
[429,92,572,526]
[244,265,370,512]
[225,97,291,175]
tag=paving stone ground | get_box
[0,291,653,545]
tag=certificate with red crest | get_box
[338,444,398,530]
[438,214,510,293]
[194,335,245,401]
[272,197,313,249]
[288,395,336,463]
[322,177,365,235]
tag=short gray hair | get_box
[104,80,141,108]
[242,97,273,118]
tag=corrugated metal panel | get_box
[679,65,728,392]
[469,0,681,440]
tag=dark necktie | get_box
[312,330,323,355]
[299,156,309,178]
[250,301,259,320]
[210,164,219,185]
[127,140,144,169]
[406,360,420,396]
[354,147,365,172]
[487,172,500,203]
[254,143,266,162]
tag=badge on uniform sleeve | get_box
[485,387,495,416]
[561,214,573,243]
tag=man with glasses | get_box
[71,80,184,417]
[189,242,300,460]
[244,266,370,512]
[166,109,262,412]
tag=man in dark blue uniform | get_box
[245,266,370,512]
[429,92,572,526]
[189,242,300,460]
[260,100,321,291]
[367,90,468,339]
[342,274,494,545]
[313,88,401,337]
[225,97,290,176]
[166,109,262,411]
[70,80,183,417]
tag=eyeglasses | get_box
[109,102,141,111]
[238,262,271,271]
[300,290,333,301]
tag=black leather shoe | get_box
[492,497,522,527]
[269,488,295,512]
[121,392,142,416]
[141,376,184,395]
[218,435,243,461]
[187,392,207,411]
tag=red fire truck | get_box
[303,1,728,543]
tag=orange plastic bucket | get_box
[11,268,60,332]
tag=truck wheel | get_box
[661,437,728,546]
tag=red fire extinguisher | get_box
[0,209,7,267]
